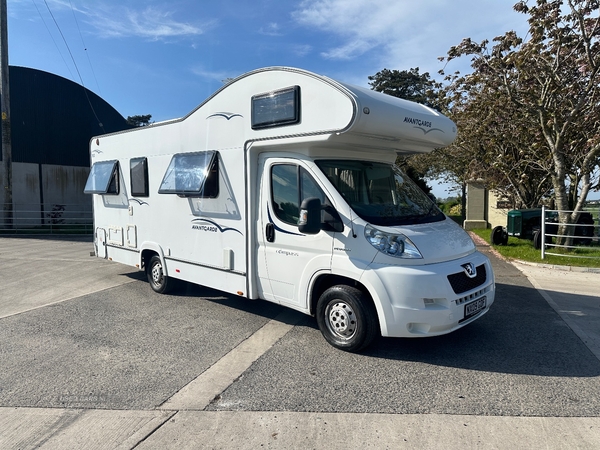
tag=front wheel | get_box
[316,285,379,352]
[146,255,173,294]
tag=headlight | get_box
[365,225,422,259]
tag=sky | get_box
[6,0,532,198]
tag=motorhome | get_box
[84,67,494,351]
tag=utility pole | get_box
[0,0,13,229]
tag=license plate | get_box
[462,296,486,322]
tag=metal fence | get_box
[541,205,600,260]
[0,203,93,235]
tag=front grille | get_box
[447,264,487,294]
[456,286,490,305]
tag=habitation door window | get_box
[84,160,119,195]
[130,157,149,197]
[158,151,219,197]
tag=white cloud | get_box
[320,39,373,60]
[36,1,217,40]
[259,22,283,36]
[190,67,237,83]
[292,0,529,76]
[291,44,313,57]
[91,6,216,40]
[292,0,410,59]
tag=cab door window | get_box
[271,164,299,224]
[271,164,326,226]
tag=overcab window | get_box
[158,151,219,198]
[84,160,119,195]
[251,85,300,130]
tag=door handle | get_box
[266,223,275,243]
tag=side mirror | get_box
[298,197,321,234]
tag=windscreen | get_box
[316,160,445,226]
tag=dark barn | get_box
[1,66,131,229]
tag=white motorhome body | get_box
[85,67,495,351]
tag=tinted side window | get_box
[251,85,300,130]
[130,157,149,197]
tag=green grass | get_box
[471,228,600,268]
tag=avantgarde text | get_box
[404,117,432,128]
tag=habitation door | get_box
[95,227,107,259]
[257,156,334,308]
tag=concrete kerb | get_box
[467,231,600,273]
[2,408,600,449]
[510,258,600,274]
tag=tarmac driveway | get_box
[0,236,599,418]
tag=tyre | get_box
[146,255,173,294]
[491,226,507,246]
[316,285,379,352]
[575,213,594,245]
[533,230,542,250]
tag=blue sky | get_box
[7,0,531,198]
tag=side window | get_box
[84,160,119,195]
[130,157,149,197]
[271,164,327,225]
[158,151,219,198]
[203,156,219,198]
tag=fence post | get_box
[541,205,546,260]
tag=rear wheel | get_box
[316,285,379,352]
[533,229,553,249]
[533,230,542,250]
[146,255,173,294]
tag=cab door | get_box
[257,157,335,308]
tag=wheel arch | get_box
[308,266,396,337]
[139,242,167,275]
[309,273,375,317]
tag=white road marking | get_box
[159,309,301,411]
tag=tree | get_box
[439,0,600,240]
[126,114,153,127]
[368,67,442,109]
[368,68,443,194]
[395,156,432,195]
[437,65,553,209]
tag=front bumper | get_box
[361,251,495,337]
